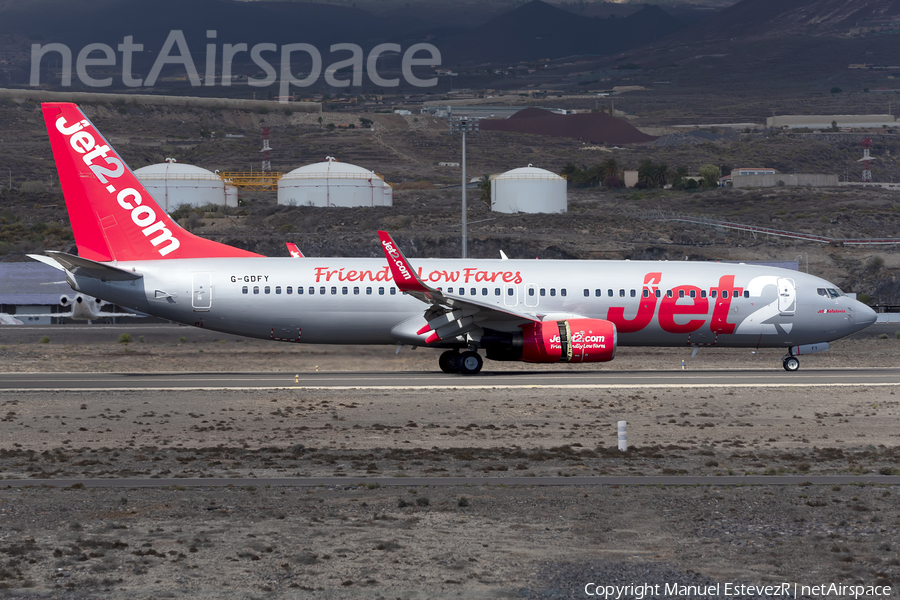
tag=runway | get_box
[3,475,899,488]
[1,367,899,391]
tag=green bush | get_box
[40,336,50,344]
[118,333,133,344]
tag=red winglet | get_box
[285,242,304,258]
[377,231,431,294]
[42,103,263,262]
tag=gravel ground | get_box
[0,330,899,598]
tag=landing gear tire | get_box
[457,351,483,375]
[782,356,800,372]
[439,350,460,373]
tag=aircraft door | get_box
[777,278,795,315]
[192,273,212,311]
[524,283,539,307]
[504,284,518,307]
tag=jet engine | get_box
[483,319,617,363]
[60,294,104,321]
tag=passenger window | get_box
[331,287,337,295]
[287,286,292,295]
[596,289,602,297]
[264,286,271,294]
[690,290,696,298]
[666,290,673,298]
[482,288,487,296]
[733,289,739,298]
[242,286,248,294]
[642,289,649,298]
[495,288,501,296]
[619,289,625,297]
[743,291,749,298]
[655,290,661,298]
[508,288,515,296]
[379,287,385,295]
[608,289,613,297]
[366,287,372,295]
[700,290,707,298]
[253,286,259,294]
[448,287,454,294]
[540,289,546,297]
[561,289,567,297]
[390,287,396,295]
[340,287,347,295]
[630,289,636,297]
[459,288,465,296]
[528,288,535,297]
[471,288,477,296]
[275,286,282,294]
[710,290,717,298]
[584,289,589,297]
[550,289,556,297]
[353,287,359,295]
[722,290,728,299]
[678,290,685,298]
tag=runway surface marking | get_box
[3,476,899,488]
[2,368,898,392]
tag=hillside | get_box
[440,1,686,65]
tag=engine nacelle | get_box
[484,319,617,363]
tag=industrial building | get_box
[134,159,239,211]
[491,165,567,214]
[277,157,392,208]
[767,115,898,130]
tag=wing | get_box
[377,231,539,346]
[285,242,304,258]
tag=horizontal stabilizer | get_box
[43,251,143,282]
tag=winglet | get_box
[377,231,431,294]
[286,242,304,258]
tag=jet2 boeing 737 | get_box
[33,103,876,374]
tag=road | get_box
[1,368,899,391]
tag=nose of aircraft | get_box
[851,299,877,329]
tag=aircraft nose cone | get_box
[854,301,877,327]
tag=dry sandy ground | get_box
[0,333,899,598]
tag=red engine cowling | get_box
[520,319,617,363]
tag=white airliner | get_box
[32,102,876,373]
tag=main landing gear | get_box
[439,350,483,375]
[782,354,800,372]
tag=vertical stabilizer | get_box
[42,103,262,261]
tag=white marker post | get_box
[617,420,627,451]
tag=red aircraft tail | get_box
[42,102,262,262]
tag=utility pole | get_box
[448,116,479,258]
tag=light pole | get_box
[448,115,478,258]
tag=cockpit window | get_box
[817,288,828,298]
[827,288,841,299]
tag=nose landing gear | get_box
[782,355,800,372]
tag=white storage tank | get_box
[278,157,392,208]
[491,165,567,214]
[134,159,238,211]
